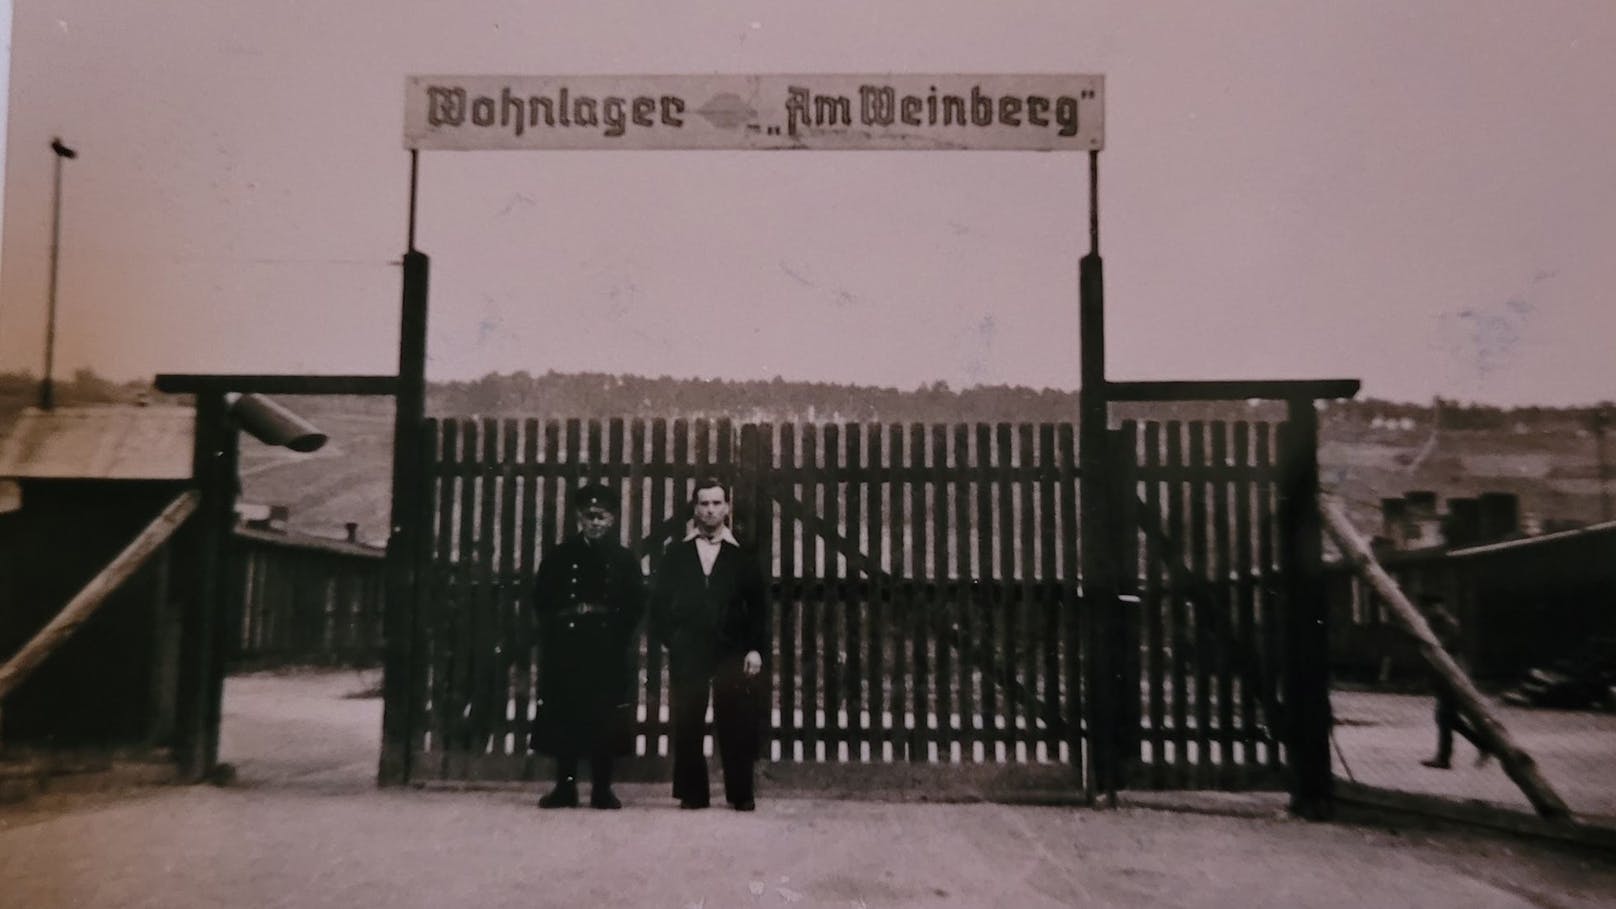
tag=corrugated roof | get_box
[0,406,195,480]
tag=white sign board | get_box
[404,74,1103,151]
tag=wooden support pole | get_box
[1078,249,1119,802]
[175,392,238,781]
[1320,497,1573,822]
[1279,397,1333,819]
[0,491,201,701]
[378,248,430,786]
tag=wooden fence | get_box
[1114,420,1290,790]
[402,415,1297,790]
[229,529,386,665]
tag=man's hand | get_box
[743,650,763,677]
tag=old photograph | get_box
[1,2,1614,906]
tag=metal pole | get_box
[407,149,419,252]
[41,139,75,409]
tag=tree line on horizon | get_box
[0,368,1610,431]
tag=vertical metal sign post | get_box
[1077,150,1120,804]
[379,150,430,785]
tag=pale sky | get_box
[1,1,1613,406]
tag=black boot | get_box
[539,778,579,808]
[589,754,620,810]
[540,756,580,808]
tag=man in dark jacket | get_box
[650,477,770,811]
[1420,604,1493,769]
[530,483,646,809]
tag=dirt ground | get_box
[1,670,1613,908]
[1332,689,1616,823]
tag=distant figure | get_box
[650,477,770,811]
[529,483,646,809]
[1420,606,1492,770]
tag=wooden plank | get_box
[624,418,645,755]
[953,424,976,763]
[627,419,647,557]
[823,423,844,758]
[1038,425,1060,762]
[474,417,500,761]
[693,418,712,493]
[1233,421,1258,784]
[931,424,953,762]
[778,423,799,760]
[446,420,479,773]
[908,423,929,762]
[801,422,821,759]
[1164,421,1189,787]
[1018,424,1040,762]
[607,417,626,493]
[1255,422,1280,773]
[866,424,888,760]
[995,424,1016,762]
[887,424,909,760]
[0,491,199,699]
[510,420,539,757]
[716,417,734,479]
[1211,421,1236,785]
[496,419,520,757]
[630,419,651,755]
[1188,421,1212,788]
[976,424,998,760]
[1057,424,1081,775]
[427,421,458,773]
[1142,422,1167,787]
[751,424,777,760]
[645,419,668,757]
[1323,499,1570,820]
[153,372,397,396]
[845,423,866,760]
[1106,379,1361,403]
[563,418,583,511]
[586,418,603,481]
[1111,422,1143,774]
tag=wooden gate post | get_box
[1279,395,1332,818]
[1078,246,1121,803]
[378,248,430,786]
[176,391,238,781]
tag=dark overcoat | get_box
[528,534,646,757]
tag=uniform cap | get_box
[574,482,620,513]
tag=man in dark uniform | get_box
[649,477,770,811]
[530,483,646,809]
[1420,604,1493,769]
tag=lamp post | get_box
[40,137,77,410]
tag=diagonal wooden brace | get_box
[0,491,200,702]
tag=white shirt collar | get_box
[683,521,738,546]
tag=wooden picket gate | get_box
[1111,420,1293,790]
[397,414,1300,794]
